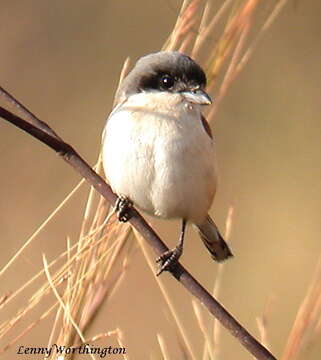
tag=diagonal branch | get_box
[0,91,277,360]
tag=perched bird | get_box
[102,51,233,274]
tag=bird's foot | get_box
[156,245,183,276]
[115,195,133,222]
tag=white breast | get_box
[102,92,217,224]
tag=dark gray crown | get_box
[115,51,207,104]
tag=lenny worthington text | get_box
[17,344,126,358]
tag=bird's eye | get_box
[160,75,175,89]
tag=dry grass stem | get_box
[281,257,321,360]
[206,205,235,360]
[0,177,85,279]
[113,57,131,107]
[134,228,198,360]
[192,0,234,59]
[46,306,62,359]
[164,0,202,52]
[0,187,131,355]
[236,0,290,75]
[192,299,215,359]
[205,0,260,87]
[256,296,275,354]
[207,20,250,120]
[42,254,93,359]
[157,333,171,360]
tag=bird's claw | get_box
[115,195,133,222]
[156,245,183,276]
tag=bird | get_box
[102,51,233,275]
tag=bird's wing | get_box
[201,115,213,139]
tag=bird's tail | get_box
[195,215,233,262]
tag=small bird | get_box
[102,51,233,274]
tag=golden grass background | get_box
[0,1,320,359]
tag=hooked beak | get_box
[182,89,212,105]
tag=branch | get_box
[0,88,277,360]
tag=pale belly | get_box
[102,93,217,224]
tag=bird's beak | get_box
[182,89,212,105]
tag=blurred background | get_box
[0,1,320,359]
